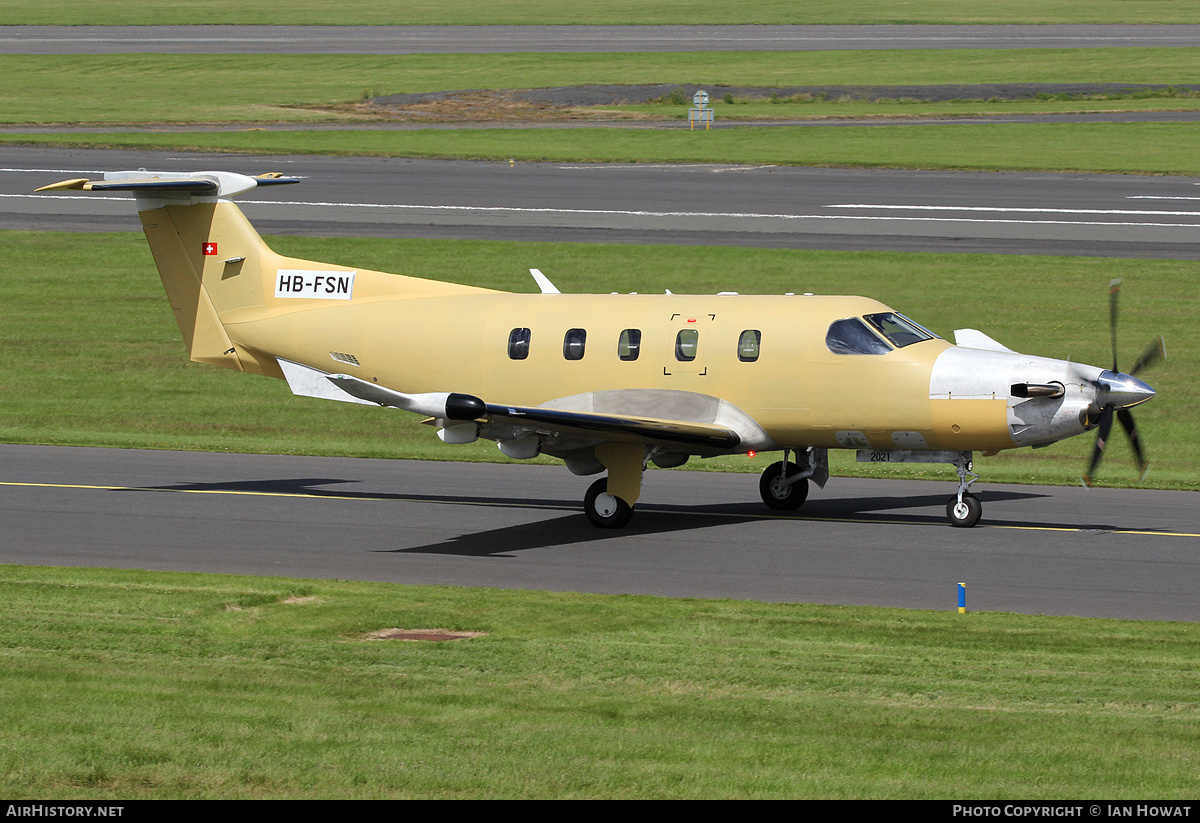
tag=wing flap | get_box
[482,404,741,449]
[323,371,740,449]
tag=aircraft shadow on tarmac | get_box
[387,490,1067,557]
[126,476,1136,558]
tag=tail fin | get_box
[37,170,495,378]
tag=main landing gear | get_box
[758,448,827,511]
[582,442,644,529]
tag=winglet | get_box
[34,178,91,192]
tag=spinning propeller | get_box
[1081,280,1165,486]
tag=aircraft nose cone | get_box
[1096,370,1156,409]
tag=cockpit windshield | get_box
[826,318,892,355]
[863,312,939,349]
[826,312,939,356]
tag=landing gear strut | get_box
[947,456,982,528]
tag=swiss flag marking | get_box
[203,242,218,255]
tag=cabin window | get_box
[508,328,531,360]
[863,312,938,349]
[825,318,892,355]
[675,329,699,361]
[738,330,761,362]
[563,328,587,360]
[618,329,641,361]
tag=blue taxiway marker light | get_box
[958,582,966,614]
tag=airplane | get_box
[35,169,1164,529]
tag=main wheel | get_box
[759,461,809,510]
[584,478,634,529]
[946,493,982,528]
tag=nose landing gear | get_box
[947,456,982,528]
[855,448,983,527]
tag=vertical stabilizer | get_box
[139,201,270,372]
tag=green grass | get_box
[0,564,1196,799]
[5,49,1196,174]
[0,231,1193,489]
[7,121,1199,175]
[612,88,1200,121]
[3,50,1199,124]
[1,0,1196,25]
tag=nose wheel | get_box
[946,492,982,528]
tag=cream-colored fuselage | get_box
[133,199,1092,459]
[223,290,1023,454]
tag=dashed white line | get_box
[829,203,1200,218]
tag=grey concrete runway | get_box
[3,25,1197,54]
[2,445,1197,622]
[3,147,1198,258]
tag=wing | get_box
[276,359,761,452]
[327,374,742,450]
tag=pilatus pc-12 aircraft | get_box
[38,170,1163,528]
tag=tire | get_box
[946,493,982,528]
[584,477,634,529]
[759,461,809,510]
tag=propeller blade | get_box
[1116,408,1149,481]
[1108,279,1121,373]
[1129,336,1166,377]
[1082,406,1114,487]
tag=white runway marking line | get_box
[10,193,1199,229]
[0,167,108,174]
[829,203,1200,218]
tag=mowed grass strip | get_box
[3,50,1199,124]
[611,91,1200,121]
[2,0,1197,25]
[0,564,1197,799]
[0,231,1193,489]
[7,121,1199,175]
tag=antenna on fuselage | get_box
[529,268,561,294]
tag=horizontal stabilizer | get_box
[35,171,299,199]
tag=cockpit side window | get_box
[863,312,938,348]
[825,318,892,355]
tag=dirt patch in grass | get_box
[365,628,488,642]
